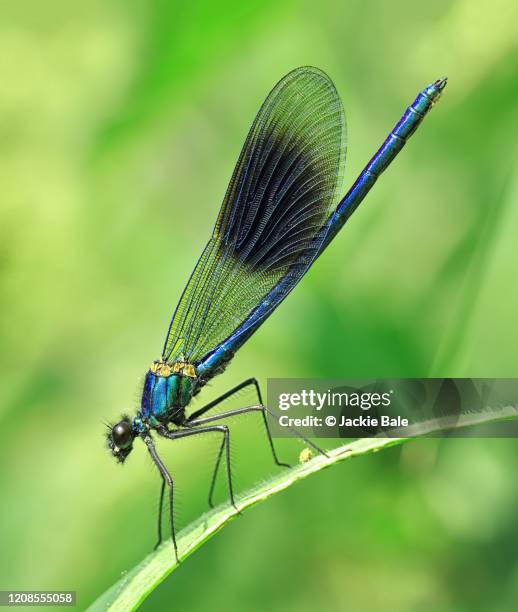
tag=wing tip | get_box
[282,65,333,83]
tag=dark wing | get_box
[162,66,346,364]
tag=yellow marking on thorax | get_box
[149,359,197,378]
[172,361,197,378]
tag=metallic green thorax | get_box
[139,362,199,426]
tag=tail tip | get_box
[425,76,448,102]
[435,76,448,91]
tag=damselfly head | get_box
[106,415,135,464]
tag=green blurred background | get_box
[1,0,517,610]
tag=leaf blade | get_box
[88,408,518,611]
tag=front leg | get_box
[154,480,165,550]
[142,435,179,563]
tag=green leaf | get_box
[88,408,518,611]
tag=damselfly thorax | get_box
[140,359,200,426]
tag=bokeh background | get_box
[1,0,517,610]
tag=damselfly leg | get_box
[151,423,240,556]
[187,378,328,507]
[188,378,289,506]
[151,378,329,556]
[143,435,179,563]
[154,480,165,551]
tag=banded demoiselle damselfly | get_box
[106,67,447,561]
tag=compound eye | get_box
[112,420,133,449]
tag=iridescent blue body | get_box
[107,68,447,562]
[195,77,447,383]
[323,79,446,246]
[132,78,446,433]
[134,77,447,427]
[140,371,199,426]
